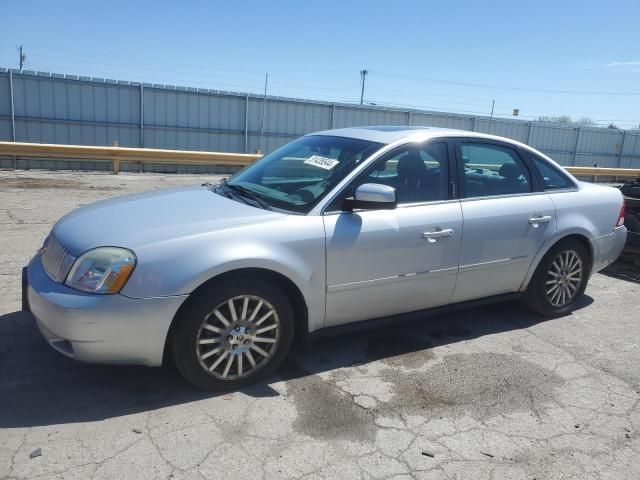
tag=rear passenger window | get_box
[526,152,574,190]
[460,143,531,198]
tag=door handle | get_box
[528,215,552,227]
[422,228,454,243]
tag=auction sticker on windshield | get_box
[304,155,339,170]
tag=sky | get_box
[1,0,639,129]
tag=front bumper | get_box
[25,254,187,367]
[590,225,627,273]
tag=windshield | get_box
[227,135,383,213]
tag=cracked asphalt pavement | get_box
[1,170,639,479]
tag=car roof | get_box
[308,125,516,145]
[306,125,579,188]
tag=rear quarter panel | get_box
[551,182,623,238]
[521,183,624,288]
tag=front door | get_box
[323,140,463,327]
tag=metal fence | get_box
[1,67,639,172]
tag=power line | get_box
[3,39,638,100]
[0,49,364,94]
[4,55,631,125]
[364,98,509,117]
[1,46,636,127]
[363,87,629,118]
[2,41,634,117]
[0,40,352,76]
[364,98,638,128]
[357,82,640,126]
[371,71,640,96]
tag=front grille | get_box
[41,235,76,283]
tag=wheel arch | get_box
[561,233,594,267]
[521,232,594,291]
[162,267,309,365]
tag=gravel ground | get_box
[0,170,639,480]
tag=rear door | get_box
[452,139,556,302]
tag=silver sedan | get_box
[24,126,627,390]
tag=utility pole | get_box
[488,99,495,133]
[19,45,26,72]
[258,73,268,154]
[360,69,368,105]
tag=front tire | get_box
[524,239,591,316]
[171,277,294,391]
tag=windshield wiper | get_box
[227,184,273,211]
[211,179,234,199]
[217,179,273,211]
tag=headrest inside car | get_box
[397,152,426,177]
[499,162,522,179]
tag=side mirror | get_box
[343,183,397,211]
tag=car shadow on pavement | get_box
[0,296,593,428]
[600,258,640,283]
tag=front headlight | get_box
[65,247,136,294]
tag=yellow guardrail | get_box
[563,166,640,177]
[0,141,639,178]
[0,141,261,174]
[463,163,640,178]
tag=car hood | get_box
[52,185,285,254]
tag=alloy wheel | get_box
[195,295,280,380]
[545,250,583,308]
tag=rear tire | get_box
[523,239,591,317]
[171,277,294,391]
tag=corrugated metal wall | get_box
[1,68,639,170]
[0,73,12,141]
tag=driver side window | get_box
[359,142,449,204]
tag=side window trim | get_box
[521,149,577,191]
[517,147,546,191]
[452,138,543,199]
[323,139,455,212]
[445,138,459,199]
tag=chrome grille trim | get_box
[41,235,76,283]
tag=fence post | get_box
[9,71,17,169]
[406,111,411,125]
[244,93,249,153]
[8,72,16,142]
[139,84,144,172]
[617,131,626,168]
[632,131,640,168]
[526,122,533,145]
[472,117,477,132]
[330,103,336,129]
[112,140,120,174]
[572,127,581,166]
[139,84,144,148]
